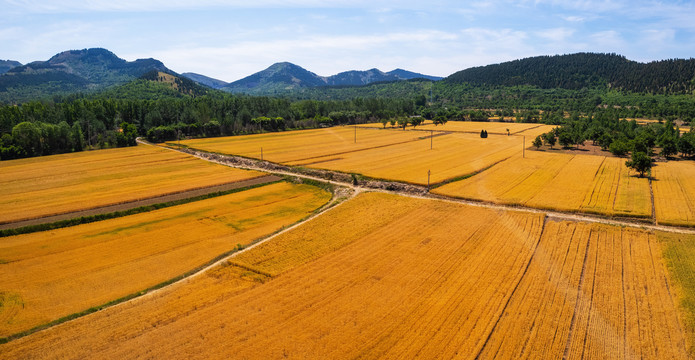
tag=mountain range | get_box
[0,48,442,103]
[216,62,442,94]
[0,48,171,103]
[2,48,695,104]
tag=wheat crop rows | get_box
[0,145,263,224]
[0,182,330,337]
[2,193,686,359]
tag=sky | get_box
[2,0,695,82]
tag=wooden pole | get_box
[430,130,433,150]
[427,169,431,191]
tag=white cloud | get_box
[536,27,574,42]
[2,0,445,13]
[561,15,585,22]
[589,30,625,50]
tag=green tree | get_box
[533,135,543,149]
[660,136,678,158]
[543,132,556,149]
[117,122,138,147]
[679,132,695,157]
[609,139,630,156]
[625,151,652,177]
[398,117,408,130]
[558,132,574,148]
[12,121,41,156]
[597,133,613,150]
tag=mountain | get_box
[0,48,171,103]
[222,62,442,94]
[222,62,326,93]
[445,53,695,94]
[93,71,211,100]
[0,60,22,75]
[387,69,443,81]
[326,69,400,86]
[181,72,228,89]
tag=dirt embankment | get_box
[178,148,429,195]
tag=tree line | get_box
[0,93,422,160]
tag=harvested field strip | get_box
[652,161,695,226]
[0,182,330,338]
[0,175,282,232]
[580,157,652,217]
[0,145,264,224]
[433,151,653,219]
[476,221,687,359]
[177,126,424,164]
[286,133,524,185]
[0,193,687,359]
[659,232,695,357]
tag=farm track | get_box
[0,175,281,231]
[153,141,695,235]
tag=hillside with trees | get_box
[446,53,695,94]
[0,48,171,104]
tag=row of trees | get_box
[0,120,138,160]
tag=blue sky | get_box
[2,0,695,82]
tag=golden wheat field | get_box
[177,126,424,163]
[434,151,653,218]
[0,145,264,224]
[659,231,695,357]
[1,193,687,359]
[287,132,524,184]
[180,126,528,185]
[358,120,555,137]
[0,182,330,338]
[652,160,695,226]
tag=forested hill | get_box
[445,53,695,94]
[0,48,171,104]
[0,60,22,75]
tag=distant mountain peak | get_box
[222,62,441,94]
[0,48,173,103]
[181,72,228,89]
[0,60,22,75]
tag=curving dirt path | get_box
[160,142,695,235]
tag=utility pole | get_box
[427,169,431,192]
[354,125,357,143]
